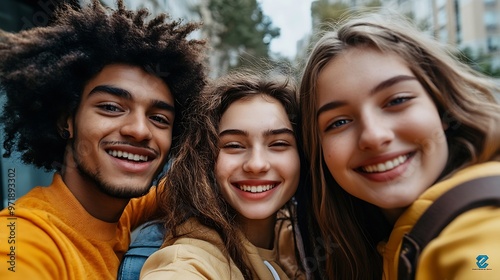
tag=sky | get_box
[258,0,314,59]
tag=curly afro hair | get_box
[0,0,207,171]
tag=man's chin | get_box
[99,183,152,199]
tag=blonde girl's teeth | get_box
[364,154,409,172]
[376,163,387,172]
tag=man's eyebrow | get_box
[89,85,131,99]
[151,99,175,113]
[89,85,175,112]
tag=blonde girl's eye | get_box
[325,118,351,132]
[385,95,414,108]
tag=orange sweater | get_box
[0,173,157,279]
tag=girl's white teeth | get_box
[239,184,275,193]
[108,150,148,162]
[362,154,409,173]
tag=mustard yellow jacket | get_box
[141,211,306,280]
[0,173,157,280]
[379,161,500,280]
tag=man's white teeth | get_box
[107,150,148,162]
[362,154,409,173]
[239,184,274,193]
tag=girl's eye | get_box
[326,119,351,131]
[386,96,413,107]
[270,141,291,148]
[222,142,244,149]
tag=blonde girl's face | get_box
[215,95,300,222]
[316,47,449,215]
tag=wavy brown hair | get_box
[0,0,207,170]
[299,13,500,279]
[159,69,305,279]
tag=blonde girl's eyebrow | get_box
[369,75,417,95]
[317,75,417,118]
[317,100,348,118]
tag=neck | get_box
[381,207,406,225]
[61,153,129,223]
[239,215,276,249]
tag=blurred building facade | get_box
[386,0,500,68]
[311,0,500,67]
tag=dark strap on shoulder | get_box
[398,175,500,280]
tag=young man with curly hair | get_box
[0,0,206,279]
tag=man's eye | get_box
[150,115,170,125]
[98,104,122,112]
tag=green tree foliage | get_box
[207,0,280,71]
[455,47,500,77]
[311,0,351,29]
[311,0,382,32]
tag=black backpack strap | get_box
[398,175,500,280]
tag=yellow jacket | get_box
[0,173,157,280]
[141,213,305,280]
[379,161,500,280]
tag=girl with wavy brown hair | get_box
[300,12,500,279]
[141,69,308,279]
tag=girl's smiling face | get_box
[316,47,448,214]
[215,95,300,223]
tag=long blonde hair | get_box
[300,13,500,279]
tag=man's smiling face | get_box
[65,63,175,198]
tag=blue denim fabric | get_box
[118,221,165,280]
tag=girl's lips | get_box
[236,183,277,193]
[231,180,281,194]
[231,182,281,200]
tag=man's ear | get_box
[57,115,74,140]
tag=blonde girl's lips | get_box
[359,153,412,173]
[357,153,415,182]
